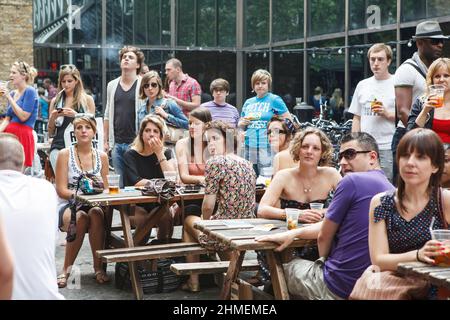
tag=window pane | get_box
[309,0,345,36]
[273,0,303,42]
[402,0,450,22]
[350,0,396,30]
[198,0,216,47]
[177,0,195,46]
[218,0,236,47]
[245,0,270,46]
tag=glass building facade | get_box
[33,0,450,114]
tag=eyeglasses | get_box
[267,129,287,136]
[338,148,371,161]
[143,82,158,89]
[60,64,77,71]
[426,38,445,45]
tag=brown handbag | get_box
[349,265,430,300]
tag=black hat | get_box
[412,21,449,40]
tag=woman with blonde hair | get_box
[407,58,450,143]
[55,114,109,288]
[47,64,96,170]
[0,60,38,169]
[123,115,177,244]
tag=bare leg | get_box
[156,205,175,242]
[183,215,202,289]
[87,207,106,274]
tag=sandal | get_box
[94,270,110,284]
[181,280,200,293]
[57,274,68,288]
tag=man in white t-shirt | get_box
[0,133,64,300]
[349,43,395,182]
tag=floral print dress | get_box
[198,155,256,251]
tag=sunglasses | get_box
[75,113,95,121]
[338,148,371,161]
[60,64,77,70]
[144,82,158,89]
[267,129,287,136]
[426,38,445,45]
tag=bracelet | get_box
[157,157,167,164]
[416,249,422,262]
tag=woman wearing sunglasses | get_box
[0,60,38,169]
[54,115,109,288]
[367,128,450,299]
[137,71,188,131]
[407,58,450,143]
[267,116,297,174]
[47,64,96,171]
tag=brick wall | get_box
[0,0,33,112]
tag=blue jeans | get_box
[112,143,130,188]
[244,145,272,177]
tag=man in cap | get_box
[392,20,448,183]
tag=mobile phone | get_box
[183,185,202,193]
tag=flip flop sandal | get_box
[94,270,110,284]
[57,274,68,288]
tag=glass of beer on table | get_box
[107,174,120,195]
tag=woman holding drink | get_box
[407,58,450,143]
[0,60,38,169]
[54,115,109,288]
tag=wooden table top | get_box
[195,218,316,251]
[77,187,265,207]
[397,261,450,290]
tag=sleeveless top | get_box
[188,161,205,176]
[280,190,334,210]
[432,118,450,144]
[50,97,86,152]
[374,190,447,254]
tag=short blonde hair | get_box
[12,60,37,85]
[290,127,333,166]
[132,115,167,153]
[367,43,393,61]
[251,69,272,90]
[73,114,97,134]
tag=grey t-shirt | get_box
[114,80,137,144]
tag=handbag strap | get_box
[437,187,449,229]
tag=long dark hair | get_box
[188,107,212,157]
[396,128,444,214]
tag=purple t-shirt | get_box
[201,101,240,128]
[323,170,394,299]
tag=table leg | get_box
[220,250,245,300]
[265,250,290,300]
[102,206,114,272]
[119,204,144,300]
[133,202,169,245]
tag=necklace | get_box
[75,145,94,173]
[302,180,312,193]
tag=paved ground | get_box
[55,211,257,300]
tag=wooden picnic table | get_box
[397,261,450,293]
[194,218,316,300]
[77,187,266,300]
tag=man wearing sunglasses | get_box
[256,132,394,300]
[393,21,448,183]
[349,43,395,182]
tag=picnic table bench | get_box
[397,261,450,291]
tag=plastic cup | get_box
[285,208,300,230]
[370,99,383,113]
[309,203,324,210]
[431,229,450,267]
[107,174,120,195]
[261,167,274,187]
[428,85,445,108]
[164,171,177,182]
[0,81,8,97]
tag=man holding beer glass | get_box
[407,58,450,144]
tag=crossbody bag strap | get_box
[404,61,427,79]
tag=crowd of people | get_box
[0,19,450,300]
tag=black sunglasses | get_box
[338,148,371,161]
[267,129,287,136]
[143,82,158,89]
[60,64,77,71]
[75,113,95,121]
[426,38,445,45]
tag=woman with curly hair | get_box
[258,127,341,224]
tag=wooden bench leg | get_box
[119,204,144,300]
[220,250,245,300]
[265,250,290,300]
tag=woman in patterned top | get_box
[55,115,109,288]
[369,128,450,271]
[181,120,256,292]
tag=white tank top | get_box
[67,145,102,190]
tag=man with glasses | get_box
[349,43,395,182]
[392,21,448,183]
[103,46,145,187]
[256,132,394,300]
